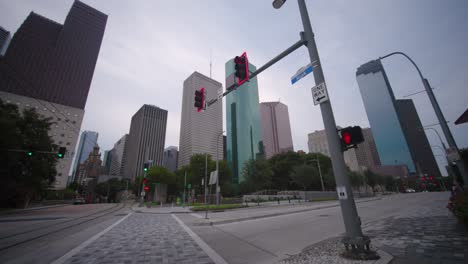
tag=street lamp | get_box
[272,0,374,257]
[215,131,225,205]
[379,51,468,188]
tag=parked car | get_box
[405,188,416,193]
[73,197,85,204]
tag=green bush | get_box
[452,191,468,227]
[191,204,246,211]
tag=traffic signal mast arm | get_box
[206,34,307,108]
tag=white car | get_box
[405,188,416,193]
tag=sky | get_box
[1,0,467,176]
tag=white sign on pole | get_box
[141,191,146,197]
[336,186,347,200]
[209,171,218,185]
[311,82,329,105]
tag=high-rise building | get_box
[102,150,112,175]
[71,131,98,182]
[0,1,107,190]
[395,99,441,177]
[0,26,11,56]
[356,60,440,177]
[0,1,107,109]
[260,102,294,159]
[163,146,178,173]
[226,59,263,183]
[125,105,167,180]
[178,72,223,169]
[75,145,102,185]
[109,134,128,177]
[354,128,381,171]
[307,128,359,171]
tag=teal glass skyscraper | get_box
[225,59,263,183]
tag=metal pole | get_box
[183,171,186,207]
[425,128,447,150]
[380,52,468,188]
[216,131,224,205]
[204,153,208,219]
[297,0,369,250]
[316,153,325,192]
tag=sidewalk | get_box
[191,197,382,226]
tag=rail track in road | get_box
[0,203,127,251]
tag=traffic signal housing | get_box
[339,126,364,151]
[194,87,205,112]
[234,52,249,86]
[143,162,149,172]
[57,147,66,159]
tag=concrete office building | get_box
[102,150,112,175]
[125,105,167,180]
[178,72,223,169]
[0,1,107,189]
[226,60,263,183]
[109,134,128,177]
[356,60,440,177]
[71,131,99,182]
[0,26,10,55]
[260,102,294,159]
[354,128,381,171]
[163,146,178,173]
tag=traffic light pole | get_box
[297,0,372,256]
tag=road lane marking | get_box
[172,214,228,264]
[51,212,132,264]
[190,213,203,218]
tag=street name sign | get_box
[311,82,329,105]
[291,63,313,85]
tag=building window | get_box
[58,141,63,144]
[72,121,76,124]
[61,134,65,137]
[58,173,62,176]
[66,142,71,146]
[74,114,78,117]
[43,108,47,111]
[67,113,70,116]
[57,117,61,121]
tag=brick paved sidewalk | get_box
[64,213,214,264]
[363,205,468,264]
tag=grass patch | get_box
[310,197,337,202]
[191,203,246,211]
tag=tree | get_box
[0,99,58,208]
[241,159,272,193]
[269,151,303,190]
[349,171,364,190]
[290,164,318,191]
[94,178,127,202]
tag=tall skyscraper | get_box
[260,102,294,159]
[356,60,416,173]
[109,134,128,177]
[163,146,178,173]
[0,1,107,189]
[226,59,263,183]
[102,150,112,175]
[178,72,223,169]
[125,105,167,180]
[0,26,10,56]
[356,60,440,177]
[395,99,441,177]
[71,131,99,182]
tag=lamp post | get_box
[272,0,374,256]
[379,51,468,188]
[216,131,225,205]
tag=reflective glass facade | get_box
[356,60,416,173]
[225,60,263,183]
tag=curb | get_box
[193,197,382,226]
[375,249,394,264]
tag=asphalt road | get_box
[0,203,131,264]
[177,192,452,264]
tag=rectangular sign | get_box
[336,186,348,200]
[311,82,329,105]
[291,63,313,85]
[209,171,218,185]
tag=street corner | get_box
[278,236,392,264]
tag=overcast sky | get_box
[1,0,467,175]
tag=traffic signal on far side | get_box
[144,185,149,191]
[57,147,66,159]
[194,87,205,112]
[339,126,364,151]
[143,162,149,172]
[234,52,249,85]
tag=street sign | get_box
[336,186,348,200]
[209,171,218,185]
[446,147,461,162]
[311,82,329,105]
[187,183,191,189]
[141,191,146,197]
[291,63,313,85]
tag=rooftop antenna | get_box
[210,48,212,78]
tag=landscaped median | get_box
[190,204,247,212]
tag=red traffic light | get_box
[194,87,205,112]
[144,186,149,191]
[429,176,434,181]
[340,126,364,150]
[422,177,426,181]
[234,52,249,86]
[142,178,147,184]
[342,131,352,145]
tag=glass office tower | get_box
[225,59,263,183]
